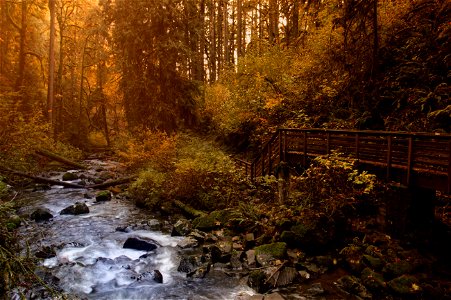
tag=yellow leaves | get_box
[412,283,420,291]
[264,97,283,109]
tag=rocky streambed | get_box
[12,158,451,300]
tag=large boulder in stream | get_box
[62,172,78,181]
[60,202,89,215]
[96,190,112,202]
[123,237,157,251]
[31,208,53,222]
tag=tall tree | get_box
[47,0,56,128]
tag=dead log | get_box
[35,148,86,169]
[173,200,206,218]
[0,166,85,188]
[86,176,138,189]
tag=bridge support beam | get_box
[384,185,436,236]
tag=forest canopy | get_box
[0,0,449,156]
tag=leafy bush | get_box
[290,152,378,214]
[127,134,244,211]
[115,129,177,171]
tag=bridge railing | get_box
[241,128,451,194]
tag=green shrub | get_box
[290,152,378,213]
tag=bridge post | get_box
[384,185,436,236]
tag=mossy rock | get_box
[388,275,421,295]
[96,190,112,202]
[62,172,78,181]
[336,275,372,299]
[31,208,53,222]
[362,254,384,270]
[255,242,287,260]
[247,270,269,293]
[361,267,386,291]
[280,231,298,247]
[192,209,242,231]
[383,260,414,279]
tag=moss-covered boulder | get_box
[362,254,384,270]
[62,172,78,181]
[388,275,421,295]
[6,215,21,230]
[383,260,414,279]
[254,242,287,267]
[96,190,112,202]
[247,270,269,293]
[192,209,242,231]
[361,267,386,291]
[336,275,372,299]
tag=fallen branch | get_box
[173,200,206,218]
[86,175,138,189]
[0,166,85,188]
[35,148,86,169]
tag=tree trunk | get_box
[223,0,229,66]
[292,0,299,42]
[15,0,27,90]
[237,0,242,57]
[197,0,206,81]
[372,0,378,78]
[47,0,56,130]
[209,0,216,83]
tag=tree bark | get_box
[87,176,138,189]
[47,0,56,129]
[35,148,86,169]
[0,166,85,188]
[15,0,27,90]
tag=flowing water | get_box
[16,159,255,300]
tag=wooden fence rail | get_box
[235,128,451,194]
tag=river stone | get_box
[255,242,287,267]
[264,292,285,300]
[62,172,78,181]
[388,275,421,295]
[123,237,157,251]
[152,270,163,283]
[171,219,192,236]
[60,202,89,215]
[336,275,372,299]
[96,190,112,202]
[177,236,198,249]
[247,270,269,293]
[31,208,53,222]
[361,267,386,291]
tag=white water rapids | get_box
[16,159,255,299]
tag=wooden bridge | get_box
[235,128,451,194]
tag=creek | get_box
[15,158,255,300]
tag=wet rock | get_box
[335,275,372,299]
[255,242,287,267]
[30,208,53,222]
[147,219,161,231]
[387,275,421,295]
[188,229,207,242]
[228,251,243,270]
[152,270,163,283]
[247,270,269,293]
[171,219,192,236]
[245,250,256,267]
[361,267,386,291]
[244,233,255,249]
[123,237,157,251]
[115,226,131,233]
[35,246,56,259]
[62,172,78,181]
[177,236,198,249]
[306,282,325,296]
[177,254,210,278]
[264,292,285,300]
[95,190,112,202]
[60,202,89,215]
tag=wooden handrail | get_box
[234,128,451,193]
